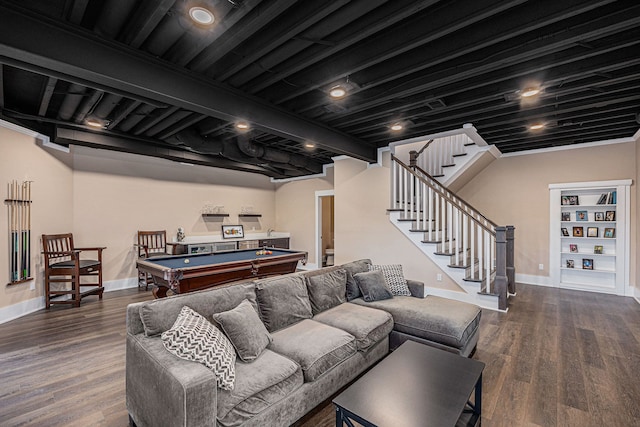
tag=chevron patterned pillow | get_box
[161,306,236,390]
[369,264,412,296]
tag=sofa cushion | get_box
[255,274,313,332]
[351,296,481,350]
[212,299,272,362]
[340,259,371,301]
[217,349,303,426]
[161,306,236,390]
[313,303,393,352]
[140,282,257,336]
[354,270,393,302]
[369,264,411,296]
[305,268,347,315]
[269,319,356,382]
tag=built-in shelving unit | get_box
[549,179,631,296]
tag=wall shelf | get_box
[202,213,230,217]
[238,214,262,217]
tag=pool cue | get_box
[7,182,12,282]
[11,180,18,282]
[26,181,31,278]
[21,181,27,280]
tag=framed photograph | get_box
[604,227,616,238]
[566,259,575,268]
[594,245,603,254]
[569,244,578,253]
[594,212,604,221]
[561,212,570,221]
[576,210,588,221]
[582,258,593,270]
[561,195,579,205]
[605,210,616,221]
[587,227,598,238]
[572,226,583,237]
[221,224,244,239]
[561,227,569,237]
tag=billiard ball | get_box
[184,259,190,264]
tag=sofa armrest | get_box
[406,279,426,298]
[127,333,217,427]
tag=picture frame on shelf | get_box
[561,195,579,205]
[222,224,244,239]
[594,245,603,254]
[604,227,616,238]
[594,212,604,221]
[587,227,599,238]
[576,210,588,221]
[561,212,570,221]
[569,244,578,253]
[573,226,583,237]
[582,258,594,270]
[605,210,616,221]
[566,259,575,268]
[561,227,569,237]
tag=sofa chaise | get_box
[126,259,481,427]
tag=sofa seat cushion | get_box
[313,303,393,352]
[269,319,356,382]
[217,349,303,426]
[351,296,481,350]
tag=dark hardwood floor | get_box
[1,284,639,426]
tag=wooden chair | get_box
[136,230,170,290]
[42,233,105,308]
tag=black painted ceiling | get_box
[0,0,638,178]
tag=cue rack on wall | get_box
[4,180,33,285]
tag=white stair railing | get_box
[411,134,468,177]
[391,155,512,309]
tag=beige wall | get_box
[275,169,334,265]
[458,141,637,289]
[0,126,74,310]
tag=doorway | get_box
[316,190,335,268]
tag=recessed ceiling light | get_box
[529,123,545,130]
[521,87,540,97]
[304,142,316,149]
[329,85,347,99]
[86,119,105,128]
[390,123,404,131]
[235,121,249,130]
[189,6,215,26]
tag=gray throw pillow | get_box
[369,264,412,296]
[354,270,393,302]
[161,306,236,390]
[341,259,372,301]
[212,299,272,362]
[255,274,313,332]
[306,268,347,315]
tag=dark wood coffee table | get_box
[333,340,485,427]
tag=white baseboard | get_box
[515,273,554,287]
[0,277,139,324]
[297,262,319,271]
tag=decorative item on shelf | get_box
[566,259,575,268]
[594,245,603,254]
[605,210,616,221]
[569,244,578,253]
[240,206,254,214]
[597,191,616,205]
[561,227,569,236]
[222,225,244,239]
[561,195,579,205]
[603,228,615,238]
[5,180,33,285]
[587,227,598,238]
[576,210,588,221]
[572,226,583,237]
[561,212,570,221]
[582,258,594,270]
[177,227,185,242]
[594,212,604,221]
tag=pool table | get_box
[136,248,307,298]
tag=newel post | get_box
[494,226,508,311]
[506,225,516,294]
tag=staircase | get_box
[388,152,515,311]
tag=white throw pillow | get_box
[161,306,236,390]
[369,264,411,296]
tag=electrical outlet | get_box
[436,273,442,281]
[30,281,35,291]
[539,263,544,270]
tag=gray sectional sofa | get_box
[126,259,481,427]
